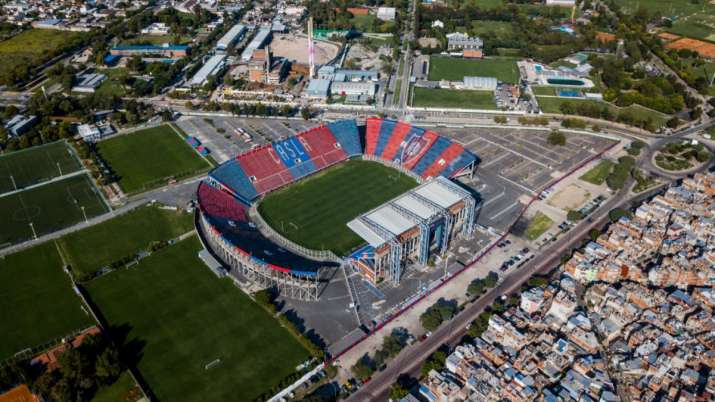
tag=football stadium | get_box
[196,118,481,301]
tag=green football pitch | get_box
[0,141,83,194]
[258,160,419,255]
[0,241,95,361]
[0,174,108,246]
[85,236,309,402]
[98,125,211,194]
[57,204,194,281]
[428,56,519,84]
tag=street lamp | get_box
[29,222,37,240]
[81,206,88,223]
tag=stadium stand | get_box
[381,125,423,162]
[410,136,453,176]
[209,159,259,204]
[373,119,398,157]
[327,120,362,156]
[442,150,479,178]
[420,142,466,179]
[237,145,291,194]
[364,118,383,156]
[298,126,348,170]
[272,137,318,180]
[400,129,440,171]
[197,181,249,222]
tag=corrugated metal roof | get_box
[394,193,438,220]
[366,205,417,236]
[414,178,462,209]
[347,219,385,247]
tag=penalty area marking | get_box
[204,358,222,370]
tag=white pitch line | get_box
[490,201,519,220]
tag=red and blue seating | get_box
[381,124,421,162]
[237,145,293,195]
[401,130,440,171]
[197,181,249,222]
[272,137,318,180]
[364,117,383,156]
[373,119,398,157]
[209,159,258,204]
[420,142,466,179]
[298,126,347,170]
[410,136,453,176]
[328,120,362,156]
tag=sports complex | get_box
[196,118,481,301]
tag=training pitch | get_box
[0,174,108,246]
[57,204,194,281]
[258,159,418,255]
[0,141,82,194]
[428,56,520,83]
[85,236,309,402]
[98,125,211,194]
[0,241,95,361]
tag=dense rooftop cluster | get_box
[417,171,715,402]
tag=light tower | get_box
[307,17,315,79]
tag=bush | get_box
[494,115,507,124]
[547,130,566,146]
[567,210,584,221]
[561,118,587,129]
[608,208,632,222]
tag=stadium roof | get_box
[348,176,470,247]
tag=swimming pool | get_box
[547,78,585,86]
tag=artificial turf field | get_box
[0,141,83,194]
[85,236,309,402]
[412,87,497,110]
[258,159,418,255]
[57,204,194,281]
[97,124,211,194]
[0,174,108,246]
[428,56,519,83]
[0,241,95,361]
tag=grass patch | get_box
[470,20,514,39]
[525,212,553,241]
[258,160,418,255]
[95,68,129,97]
[0,141,82,194]
[0,174,108,246]
[536,96,670,127]
[57,204,194,280]
[428,56,519,83]
[0,28,86,87]
[531,86,558,96]
[98,124,211,194]
[86,236,309,402]
[91,371,142,402]
[0,242,95,361]
[579,160,614,185]
[412,87,496,109]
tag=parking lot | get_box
[176,116,318,164]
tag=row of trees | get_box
[351,328,411,382]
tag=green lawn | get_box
[98,125,211,194]
[0,28,86,87]
[412,87,497,109]
[258,160,418,255]
[86,236,309,402]
[429,56,519,83]
[579,160,614,185]
[531,86,558,96]
[0,141,83,194]
[95,68,129,97]
[536,96,670,127]
[0,174,108,246]
[525,212,553,241]
[0,242,95,361]
[470,20,514,40]
[91,371,142,402]
[57,204,194,281]
[617,0,715,17]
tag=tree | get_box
[666,116,680,129]
[589,228,600,242]
[467,278,485,296]
[483,271,498,288]
[567,210,584,221]
[388,383,409,400]
[351,355,375,381]
[547,130,566,146]
[300,107,311,120]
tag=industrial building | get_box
[447,32,484,58]
[240,27,272,62]
[71,73,107,93]
[459,76,498,91]
[348,176,479,285]
[305,79,330,99]
[215,23,246,51]
[109,44,189,59]
[4,115,37,137]
[189,54,227,87]
[330,81,376,98]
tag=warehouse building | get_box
[215,23,246,51]
[189,54,227,87]
[240,27,272,62]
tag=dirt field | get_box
[547,184,590,211]
[666,37,715,58]
[271,33,340,65]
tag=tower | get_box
[308,17,315,79]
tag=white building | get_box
[240,27,272,62]
[72,73,107,93]
[189,54,226,87]
[4,115,37,137]
[141,22,170,35]
[215,23,246,51]
[331,81,376,98]
[376,7,396,21]
[546,0,576,6]
[77,123,115,142]
[459,76,498,91]
[521,287,545,314]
